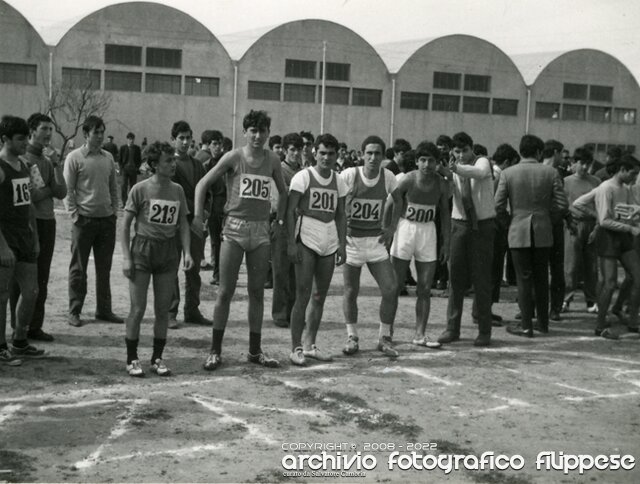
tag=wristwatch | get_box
[277,219,284,226]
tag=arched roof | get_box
[0,0,48,52]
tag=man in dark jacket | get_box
[118,132,141,205]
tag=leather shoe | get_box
[506,324,533,338]
[437,330,460,344]
[68,314,83,327]
[491,313,503,322]
[273,319,289,328]
[533,324,549,334]
[185,313,212,325]
[95,312,124,324]
[549,310,561,322]
[27,329,54,342]
[474,334,491,347]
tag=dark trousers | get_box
[446,219,495,337]
[271,224,295,324]
[208,210,224,279]
[9,218,56,330]
[564,220,597,305]
[549,221,565,312]
[511,246,551,331]
[492,222,509,303]
[120,171,137,205]
[434,207,449,285]
[69,215,116,316]
[169,229,204,319]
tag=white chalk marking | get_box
[39,399,121,411]
[555,383,601,395]
[563,392,639,402]
[191,395,277,445]
[280,380,305,389]
[288,364,350,372]
[406,388,434,396]
[73,398,149,470]
[100,443,225,463]
[403,351,456,360]
[380,367,461,387]
[489,395,532,407]
[482,347,640,366]
[195,395,326,418]
[0,404,22,425]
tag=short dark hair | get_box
[611,154,640,174]
[126,132,135,140]
[361,135,386,153]
[171,121,192,139]
[0,115,29,140]
[82,115,105,135]
[607,146,623,162]
[201,129,223,145]
[415,141,440,160]
[473,143,488,156]
[222,137,232,152]
[452,132,474,149]
[385,148,395,160]
[436,135,453,149]
[572,147,593,164]
[339,142,347,150]
[269,135,282,149]
[143,141,174,173]
[492,143,519,165]
[243,110,271,131]
[282,132,303,150]
[519,135,544,159]
[299,131,314,143]
[393,138,411,153]
[315,133,340,151]
[542,139,564,159]
[26,113,52,133]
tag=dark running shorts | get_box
[595,228,635,258]
[131,235,179,274]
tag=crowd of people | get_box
[1,110,639,375]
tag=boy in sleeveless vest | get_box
[193,110,288,370]
[286,134,347,366]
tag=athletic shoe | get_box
[168,318,180,330]
[203,353,222,371]
[11,343,45,357]
[150,358,171,376]
[0,348,22,366]
[342,335,359,355]
[303,345,333,361]
[595,327,619,340]
[27,329,54,342]
[248,351,280,368]
[68,314,83,327]
[561,301,570,313]
[126,359,144,377]
[377,336,399,357]
[587,303,598,314]
[289,347,306,366]
[95,312,124,324]
[412,336,442,349]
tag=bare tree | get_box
[43,77,112,158]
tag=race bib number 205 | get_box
[148,199,180,225]
[239,174,271,201]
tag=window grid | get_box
[145,73,181,95]
[492,98,518,116]
[105,44,142,66]
[433,72,461,90]
[185,76,219,97]
[614,108,636,124]
[562,104,586,121]
[400,91,429,110]
[352,88,382,107]
[324,86,350,105]
[62,68,101,90]
[563,83,588,100]
[285,59,316,79]
[464,74,491,92]
[0,62,37,86]
[462,96,490,114]
[146,47,182,69]
[284,83,316,103]
[588,106,612,123]
[321,62,351,81]
[589,85,613,102]
[248,81,281,101]
[535,102,560,119]
[105,70,142,92]
[432,94,460,112]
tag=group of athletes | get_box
[1,109,639,376]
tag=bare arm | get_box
[335,197,347,266]
[439,184,451,262]
[286,189,303,263]
[63,153,78,216]
[452,157,492,180]
[193,152,235,232]
[120,210,134,279]
[271,155,288,221]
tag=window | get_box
[433,72,461,90]
[588,106,611,123]
[562,104,586,121]
[400,92,429,110]
[614,108,636,124]
[105,44,142,66]
[432,94,460,112]
[62,68,100,90]
[145,73,181,94]
[589,85,613,102]
[462,96,490,114]
[248,81,280,101]
[0,62,37,85]
[492,98,518,116]
[563,83,587,100]
[284,83,315,103]
[352,88,382,107]
[185,76,219,97]
[464,74,491,92]
[320,62,350,81]
[324,86,349,105]
[535,102,560,119]
[285,59,316,79]
[146,47,182,69]
[105,71,142,92]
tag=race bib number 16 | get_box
[239,174,271,201]
[12,177,31,206]
[148,199,179,225]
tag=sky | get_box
[6,0,640,82]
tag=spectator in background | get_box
[336,142,354,172]
[383,138,411,176]
[118,132,141,206]
[222,137,233,154]
[433,134,453,291]
[300,131,315,167]
[594,146,622,182]
[269,135,284,162]
[102,135,118,161]
[473,144,488,157]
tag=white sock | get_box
[379,323,392,339]
[346,324,358,338]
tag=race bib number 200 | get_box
[405,203,436,223]
[239,174,271,201]
[350,198,382,221]
[12,177,31,206]
[148,199,180,225]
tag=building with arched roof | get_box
[513,49,639,158]
[235,19,390,148]
[0,0,50,118]
[383,35,528,152]
[53,1,234,146]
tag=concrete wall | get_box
[53,1,234,147]
[394,35,528,153]
[236,20,390,148]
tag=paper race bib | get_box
[350,198,382,221]
[30,164,46,189]
[239,174,271,201]
[405,202,436,223]
[309,187,338,213]
[148,199,179,225]
[12,177,31,206]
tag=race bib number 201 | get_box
[309,188,337,213]
[239,174,271,201]
[351,198,382,221]
[148,199,179,225]
[12,177,31,206]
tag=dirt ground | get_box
[1,209,639,484]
